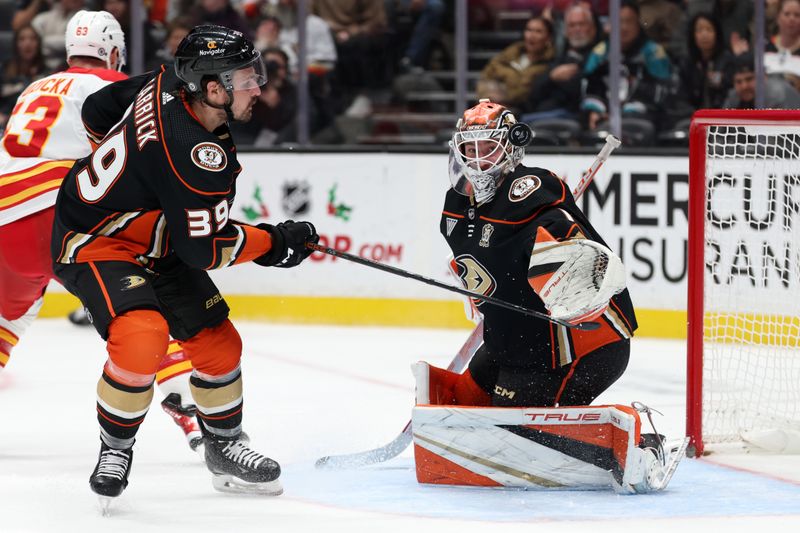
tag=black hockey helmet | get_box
[174,25,267,95]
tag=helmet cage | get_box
[449,124,524,201]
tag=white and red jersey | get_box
[0,67,127,226]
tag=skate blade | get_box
[98,496,114,517]
[211,474,283,496]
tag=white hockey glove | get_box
[527,226,626,324]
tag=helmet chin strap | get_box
[202,87,236,122]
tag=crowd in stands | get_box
[2,0,800,147]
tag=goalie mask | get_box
[449,99,529,203]
[65,10,126,71]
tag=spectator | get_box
[261,0,338,74]
[146,16,193,71]
[12,0,48,32]
[636,0,686,60]
[581,0,672,130]
[0,25,47,129]
[384,0,445,71]
[477,16,555,111]
[766,0,800,91]
[31,0,84,72]
[231,47,297,146]
[102,0,159,72]
[525,3,600,119]
[199,0,251,38]
[313,0,389,118]
[677,12,735,110]
[723,52,800,109]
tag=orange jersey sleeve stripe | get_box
[232,224,271,265]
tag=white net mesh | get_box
[702,124,800,451]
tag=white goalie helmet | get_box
[448,99,531,203]
[65,10,126,71]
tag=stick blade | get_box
[315,431,412,470]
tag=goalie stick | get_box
[315,321,484,469]
[314,135,622,469]
[306,242,599,331]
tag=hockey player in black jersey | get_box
[51,26,318,503]
[419,99,637,409]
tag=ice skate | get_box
[68,307,92,326]
[161,393,204,456]
[614,403,690,493]
[204,434,282,496]
[90,441,133,512]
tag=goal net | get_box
[687,110,800,456]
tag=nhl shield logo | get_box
[282,181,311,216]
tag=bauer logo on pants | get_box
[191,142,227,172]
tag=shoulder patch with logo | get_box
[508,175,542,202]
[191,142,227,172]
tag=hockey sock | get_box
[0,298,43,370]
[97,370,154,449]
[0,324,17,369]
[190,365,244,439]
[155,340,194,404]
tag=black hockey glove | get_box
[254,220,319,268]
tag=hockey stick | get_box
[572,134,621,199]
[305,242,599,332]
[314,321,484,469]
[314,136,622,470]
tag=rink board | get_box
[40,151,704,338]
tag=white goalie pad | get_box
[411,404,686,494]
[528,228,627,323]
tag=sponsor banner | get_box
[47,152,695,314]
[208,152,692,312]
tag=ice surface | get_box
[1,320,798,532]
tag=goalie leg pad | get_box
[413,362,490,406]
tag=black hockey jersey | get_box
[51,66,272,270]
[441,164,637,371]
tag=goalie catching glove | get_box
[254,221,319,268]
[527,226,626,324]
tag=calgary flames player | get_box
[411,99,688,493]
[0,11,203,453]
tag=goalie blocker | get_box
[412,363,688,494]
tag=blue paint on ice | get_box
[283,457,800,522]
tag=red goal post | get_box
[687,109,800,457]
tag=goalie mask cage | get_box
[687,109,800,457]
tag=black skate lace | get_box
[222,440,267,469]
[97,449,130,480]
